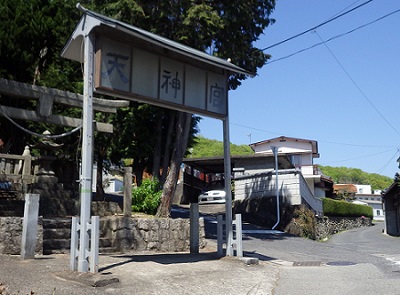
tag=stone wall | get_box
[101,216,206,252]
[0,217,43,255]
[0,216,206,255]
[285,213,372,241]
[92,201,123,216]
[314,216,371,240]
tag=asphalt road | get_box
[2,205,400,294]
[173,205,400,294]
[326,222,400,277]
[241,221,400,294]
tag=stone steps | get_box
[42,218,117,254]
[42,218,71,254]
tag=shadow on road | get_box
[243,251,277,262]
[99,252,221,272]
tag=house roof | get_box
[61,4,253,77]
[334,184,358,193]
[249,136,319,157]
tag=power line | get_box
[261,0,374,51]
[314,30,400,138]
[322,148,396,165]
[229,121,397,149]
[230,122,281,136]
[376,149,399,175]
[266,7,400,65]
[329,0,365,18]
[318,140,396,149]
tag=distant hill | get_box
[319,165,393,192]
[189,136,253,158]
[189,137,394,191]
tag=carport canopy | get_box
[183,154,294,174]
[182,154,294,204]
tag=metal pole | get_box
[271,146,280,230]
[77,31,95,272]
[223,116,233,256]
[217,214,224,256]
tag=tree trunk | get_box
[151,114,163,181]
[156,111,192,217]
[160,110,176,187]
[134,157,145,186]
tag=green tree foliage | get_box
[0,0,83,155]
[189,136,253,157]
[319,165,393,191]
[131,179,162,215]
[0,0,80,87]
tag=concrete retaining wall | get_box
[0,216,205,255]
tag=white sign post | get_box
[62,4,253,272]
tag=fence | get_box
[0,146,34,196]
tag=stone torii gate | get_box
[0,78,129,134]
[0,78,129,261]
[61,4,254,273]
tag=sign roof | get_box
[61,4,254,77]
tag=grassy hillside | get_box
[319,165,393,191]
[189,136,253,158]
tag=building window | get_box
[377,210,381,216]
[290,155,302,167]
[359,188,363,194]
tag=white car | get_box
[198,190,226,204]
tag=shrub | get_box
[291,205,316,239]
[132,179,162,215]
[323,198,373,219]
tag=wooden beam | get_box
[0,105,113,133]
[0,78,129,113]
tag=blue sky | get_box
[198,0,400,178]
